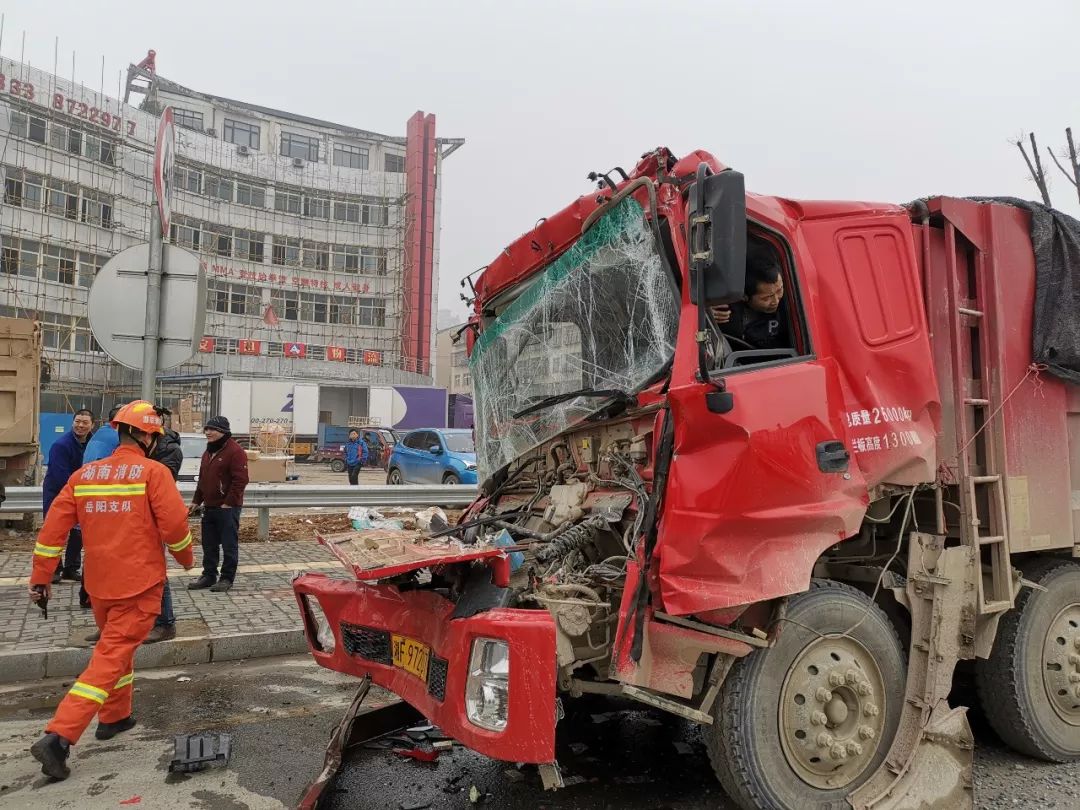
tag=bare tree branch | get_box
[1067,127,1080,207]
[1012,132,1052,205]
[1046,146,1076,187]
[1029,132,1052,206]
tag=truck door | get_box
[657,231,868,617]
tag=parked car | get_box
[386,428,476,485]
[178,433,208,481]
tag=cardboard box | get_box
[247,456,287,483]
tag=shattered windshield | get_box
[470,195,680,478]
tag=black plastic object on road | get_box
[169,733,232,773]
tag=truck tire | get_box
[707,580,905,810]
[975,557,1080,762]
[330,459,346,473]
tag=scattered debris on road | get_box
[169,733,232,773]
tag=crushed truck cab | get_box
[294,148,1080,810]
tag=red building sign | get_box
[198,337,216,353]
[284,341,306,359]
[362,350,382,366]
[237,339,261,356]
[326,346,347,362]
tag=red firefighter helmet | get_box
[110,400,165,435]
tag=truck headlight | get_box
[301,594,335,654]
[465,638,509,731]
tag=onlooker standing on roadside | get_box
[187,416,248,594]
[42,408,94,586]
[344,429,367,486]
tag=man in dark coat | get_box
[42,409,94,584]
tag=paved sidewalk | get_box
[0,539,348,682]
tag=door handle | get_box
[816,440,850,474]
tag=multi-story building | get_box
[0,50,462,429]
[435,323,472,396]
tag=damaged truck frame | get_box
[294,148,1080,810]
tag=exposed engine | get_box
[455,419,653,688]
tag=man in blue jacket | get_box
[344,429,368,486]
[42,409,94,584]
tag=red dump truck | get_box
[294,148,1080,810]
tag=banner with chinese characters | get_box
[198,337,216,353]
[326,346,347,362]
[362,350,382,366]
[237,339,261,356]
[284,342,307,359]
[199,260,376,294]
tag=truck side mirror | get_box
[688,166,747,305]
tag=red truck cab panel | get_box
[294,573,558,764]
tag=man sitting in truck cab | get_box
[710,250,790,351]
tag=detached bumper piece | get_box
[169,733,232,774]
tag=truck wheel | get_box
[442,472,460,485]
[707,580,905,810]
[330,459,346,473]
[975,558,1080,762]
[387,468,403,485]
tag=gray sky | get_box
[5,0,1079,324]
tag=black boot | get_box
[30,732,70,780]
[187,575,216,590]
[95,716,136,740]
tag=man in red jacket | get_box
[28,400,194,780]
[188,416,249,593]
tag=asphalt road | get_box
[0,656,1077,810]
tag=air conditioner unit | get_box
[292,157,305,168]
[237,145,250,156]
[206,128,217,137]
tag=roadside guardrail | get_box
[0,484,479,540]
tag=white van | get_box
[179,433,208,481]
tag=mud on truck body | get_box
[293,148,1080,810]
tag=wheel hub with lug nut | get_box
[779,635,887,790]
[1042,602,1080,726]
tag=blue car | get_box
[386,428,477,485]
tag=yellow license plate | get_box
[391,635,431,682]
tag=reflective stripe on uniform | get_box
[114,672,134,690]
[167,533,192,553]
[68,681,109,705]
[33,542,63,558]
[73,484,147,497]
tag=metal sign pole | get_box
[140,185,164,401]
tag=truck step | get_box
[970,474,1001,484]
[977,535,1005,546]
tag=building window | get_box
[46,179,79,220]
[42,245,76,285]
[360,247,388,274]
[332,245,359,272]
[49,122,82,155]
[208,281,258,316]
[4,170,44,210]
[362,203,390,226]
[357,298,386,327]
[280,132,319,162]
[175,165,202,194]
[333,201,359,223]
[78,252,103,288]
[302,241,330,271]
[272,236,301,266]
[1,238,39,278]
[207,225,232,256]
[173,108,204,131]
[236,181,266,208]
[333,142,369,170]
[329,298,354,325]
[206,174,234,202]
[270,290,299,321]
[233,229,265,263]
[84,134,115,166]
[9,111,46,143]
[170,216,201,250]
[385,153,405,173]
[274,190,302,215]
[304,196,330,219]
[224,118,260,150]
[80,191,113,228]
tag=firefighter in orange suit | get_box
[28,400,195,780]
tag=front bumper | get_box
[293,572,558,763]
